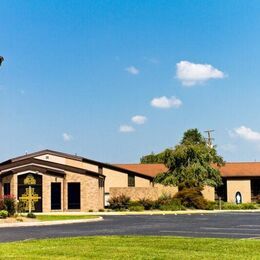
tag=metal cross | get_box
[19,186,41,213]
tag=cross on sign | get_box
[19,186,41,213]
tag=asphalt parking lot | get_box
[0,212,260,242]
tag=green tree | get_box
[141,129,225,189]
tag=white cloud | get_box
[125,66,139,75]
[151,96,182,109]
[234,126,260,141]
[62,133,73,142]
[119,125,135,133]
[176,61,225,86]
[131,115,147,125]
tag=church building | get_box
[0,149,259,212]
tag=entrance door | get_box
[68,183,81,209]
[51,183,61,210]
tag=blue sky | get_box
[1,1,260,163]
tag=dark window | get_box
[251,179,260,202]
[128,174,135,187]
[99,178,104,188]
[51,183,61,210]
[68,183,81,209]
[4,183,10,196]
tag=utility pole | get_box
[0,56,4,66]
[204,129,215,147]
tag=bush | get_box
[206,201,219,210]
[220,202,257,210]
[16,201,26,213]
[129,205,144,211]
[174,188,208,209]
[108,194,130,210]
[0,198,6,211]
[0,210,8,219]
[138,198,154,210]
[27,212,36,218]
[159,199,184,211]
[3,195,16,216]
[240,203,257,210]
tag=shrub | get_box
[129,205,144,211]
[98,209,105,212]
[0,210,8,219]
[138,198,154,210]
[174,188,208,209]
[16,201,26,213]
[157,193,175,206]
[206,201,219,210]
[27,212,36,218]
[3,195,16,216]
[88,209,93,212]
[0,198,6,211]
[159,199,184,211]
[108,194,130,210]
[240,203,257,210]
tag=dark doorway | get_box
[68,183,81,209]
[51,183,61,210]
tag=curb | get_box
[0,216,103,228]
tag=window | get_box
[4,183,10,196]
[99,178,104,188]
[128,174,135,187]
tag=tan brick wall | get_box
[35,154,99,172]
[103,167,128,193]
[202,186,215,201]
[227,179,251,203]
[135,176,152,187]
[110,185,178,201]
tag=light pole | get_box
[0,56,4,66]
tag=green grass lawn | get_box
[36,215,99,221]
[0,236,259,259]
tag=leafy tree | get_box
[141,128,225,189]
[140,151,167,164]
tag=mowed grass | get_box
[0,236,259,259]
[36,215,99,221]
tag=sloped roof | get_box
[114,162,260,178]
[216,162,260,177]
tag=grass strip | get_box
[0,236,259,259]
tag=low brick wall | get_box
[109,185,178,201]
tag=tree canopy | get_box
[140,128,225,189]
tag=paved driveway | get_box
[1,212,260,242]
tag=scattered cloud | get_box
[176,61,225,86]
[119,125,135,133]
[62,133,73,142]
[151,96,182,109]
[131,115,147,125]
[125,66,139,75]
[234,126,260,142]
